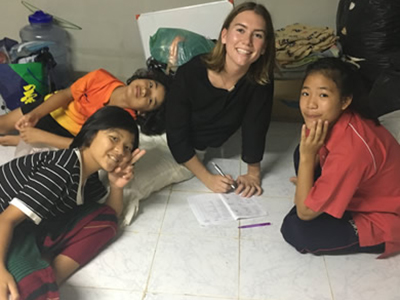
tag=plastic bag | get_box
[149,28,215,69]
[369,68,400,118]
[337,0,400,115]
[337,0,400,58]
[336,0,400,84]
[0,37,18,64]
[0,45,10,64]
[336,0,400,85]
[0,45,56,111]
[0,62,48,110]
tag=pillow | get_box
[100,133,193,226]
[14,140,57,157]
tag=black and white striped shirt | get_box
[0,148,106,224]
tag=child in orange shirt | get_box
[0,68,169,149]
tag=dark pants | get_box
[21,100,74,138]
[280,145,385,255]
[281,207,385,255]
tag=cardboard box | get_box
[272,79,303,122]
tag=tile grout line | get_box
[238,222,242,300]
[323,256,336,300]
[140,187,173,300]
[238,154,244,299]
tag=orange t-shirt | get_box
[50,69,136,135]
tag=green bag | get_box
[149,28,215,67]
[0,62,49,111]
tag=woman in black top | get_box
[166,2,275,197]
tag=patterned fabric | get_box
[7,203,118,300]
[275,23,338,65]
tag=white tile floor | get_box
[2,121,400,300]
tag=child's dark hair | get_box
[127,68,172,135]
[304,57,379,123]
[70,106,139,150]
[126,68,171,90]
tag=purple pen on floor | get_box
[238,222,271,229]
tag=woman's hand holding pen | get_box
[206,171,262,197]
[208,162,237,193]
[208,162,262,197]
[204,173,236,194]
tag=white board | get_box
[136,0,233,59]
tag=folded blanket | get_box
[276,23,338,64]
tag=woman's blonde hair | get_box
[202,2,275,85]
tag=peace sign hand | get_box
[108,148,146,189]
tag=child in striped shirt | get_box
[0,106,145,300]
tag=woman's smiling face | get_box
[221,10,267,71]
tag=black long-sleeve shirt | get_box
[166,55,274,164]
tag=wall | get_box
[0,0,340,81]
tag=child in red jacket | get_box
[281,58,400,258]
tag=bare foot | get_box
[0,135,20,146]
[289,176,297,186]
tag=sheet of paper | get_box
[187,194,233,226]
[219,193,267,220]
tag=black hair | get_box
[127,68,172,135]
[70,106,139,151]
[136,103,167,135]
[304,57,379,123]
[126,68,171,90]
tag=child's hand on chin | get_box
[300,119,329,158]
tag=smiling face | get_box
[300,72,352,130]
[126,79,166,113]
[87,128,135,172]
[221,10,267,71]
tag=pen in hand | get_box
[211,162,237,190]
